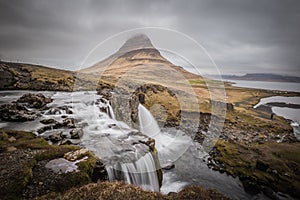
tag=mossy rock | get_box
[0,129,100,199]
[212,140,300,198]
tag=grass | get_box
[0,129,97,199]
[37,181,231,200]
[214,140,300,197]
[21,64,75,88]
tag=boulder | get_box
[63,118,76,128]
[16,93,52,109]
[92,159,109,182]
[0,103,37,122]
[64,149,88,161]
[70,128,84,139]
[161,162,175,170]
[37,123,63,134]
[40,118,58,125]
[44,106,73,115]
[48,131,63,143]
[60,138,81,145]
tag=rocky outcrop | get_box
[17,93,52,109]
[97,83,181,128]
[0,93,54,122]
[0,103,37,122]
[70,128,84,139]
[208,140,300,199]
[0,130,104,199]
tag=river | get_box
[0,90,253,199]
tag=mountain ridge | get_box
[221,73,300,83]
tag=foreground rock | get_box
[208,139,300,199]
[16,93,52,109]
[0,93,54,122]
[0,129,106,199]
[0,103,37,122]
[0,129,231,200]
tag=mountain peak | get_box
[118,34,154,53]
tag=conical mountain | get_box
[80,34,200,79]
[118,34,154,53]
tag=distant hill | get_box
[0,61,75,91]
[221,73,300,83]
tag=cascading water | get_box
[138,104,161,138]
[138,104,192,163]
[0,91,254,199]
[70,92,160,192]
[106,152,160,192]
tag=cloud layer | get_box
[0,0,299,75]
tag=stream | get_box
[0,90,272,199]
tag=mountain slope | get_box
[80,34,200,80]
[0,61,75,91]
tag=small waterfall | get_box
[106,152,160,192]
[97,98,116,120]
[138,104,193,165]
[77,96,161,192]
[138,104,161,137]
[107,104,116,120]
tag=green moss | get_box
[214,140,300,198]
[0,129,99,199]
[77,151,97,176]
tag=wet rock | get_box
[108,124,116,128]
[37,123,63,134]
[161,162,175,170]
[0,103,37,122]
[48,131,63,143]
[44,106,73,115]
[16,93,52,109]
[60,139,81,145]
[40,118,57,125]
[70,128,84,139]
[92,159,109,182]
[62,118,76,128]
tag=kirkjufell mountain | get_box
[80,34,199,79]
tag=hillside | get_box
[221,73,300,83]
[0,61,75,91]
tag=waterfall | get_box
[106,152,160,192]
[107,103,116,120]
[138,104,192,165]
[78,97,160,192]
[138,104,161,138]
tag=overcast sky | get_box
[0,0,299,76]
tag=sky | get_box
[0,0,299,76]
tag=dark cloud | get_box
[0,0,299,75]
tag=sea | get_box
[226,79,300,140]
